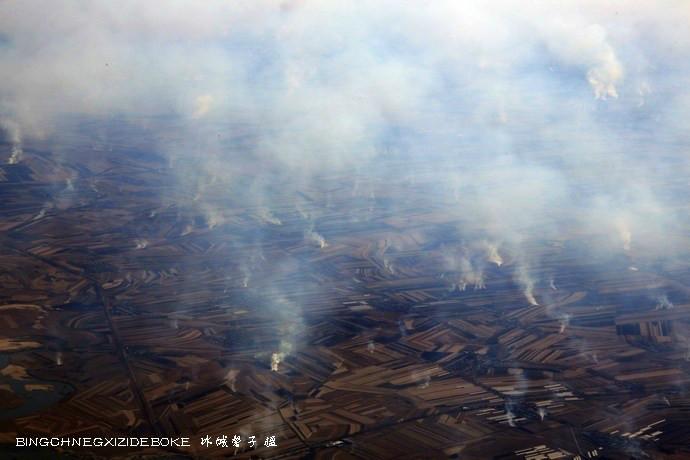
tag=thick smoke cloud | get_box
[1,0,690,306]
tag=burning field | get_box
[1,1,690,459]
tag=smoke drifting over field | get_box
[1,0,690,305]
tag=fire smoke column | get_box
[584,25,623,100]
[1,119,23,164]
[191,94,213,119]
[378,239,394,274]
[549,277,557,290]
[32,208,46,221]
[656,295,674,310]
[257,208,282,226]
[224,369,240,392]
[559,313,571,334]
[271,352,283,372]
[543,22,623,100]
[516,263,539,306]
[271,340,293,372]
[615,219,632,251]
[305,228,327,248]
[458,255,485,291]
[485,242,503,267]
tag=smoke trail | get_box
[1,119,23,164]
[305,227,327,249]
[515,262,539,306]
[616,219,633,252]
[484,242,504,267]
[271,341,292,372]
[559,313,572,334]
[655,294,674,310]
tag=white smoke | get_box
[191,94,214,119]
[224,369,240,392]
[367,340,375,354]
[485,242,503,267]
[270,352,284,372]
[32,208,46,221]
[559,313,572,334]
[516,263,539,306]
[271,340,294,372]
[2,119,23,164]
[0,2,688,369]
[305,228,327,249]
[443,246,487,291]
[655,295,674,310]
[616,219,633,252]
[575,24,624,99]
[458,254,483,290]
[257,208,282,226]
